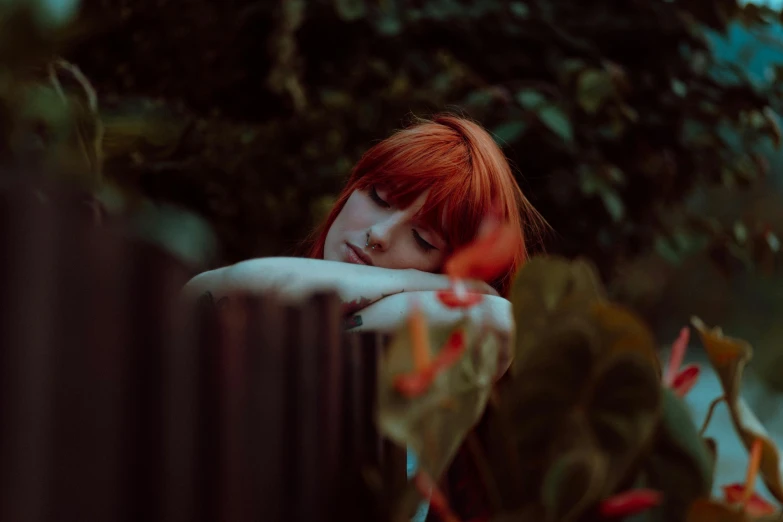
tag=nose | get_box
[367,212,405,252]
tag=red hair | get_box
[304,114,544,297]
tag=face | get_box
[323,186,449,272]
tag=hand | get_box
[462,278,500,297]
[348,290,513,379]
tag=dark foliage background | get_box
[1,2,783,513]
[5,0,783,340]
[54,0,780,278]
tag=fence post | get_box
[0,186,408,522]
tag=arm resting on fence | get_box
[182,257,495,315]
[345,291,513,359]
[345,291,513,373]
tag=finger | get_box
[464,279,497,296]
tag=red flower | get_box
[431,330,466,372]
[393,368,436,397]
[722,484,776,516]
[671,363,700,397]
[394,329,466,398]
[444,214,519,283]
[663,326,700,397]
[598,489,662,518]
[664,327,689,386]
[722,438,776,516]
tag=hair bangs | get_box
[353,128,501,251]
[304,114,548,296]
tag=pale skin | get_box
[182,186,514,347]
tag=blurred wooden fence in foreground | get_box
[0,186,405,522]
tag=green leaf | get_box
[763,106,781,148]
[334,0,366,21]
[577,69,615,114]
[601,189,624,223]
[538,105,574,143]
[671,79,688,97]
[130,202,218,268]
[502,321,660,513]
[510,256,605,365]
[516,89,546,109]
[692,319,783,504]
[638,388,714,521]
[509,2,529,18]
[320,88,352,108]
[505,256,662,511]
[542,450,607,522]
[557,59,588,85]
[375,10,401,35]
[464,89,494,108]
[733,221,748,244]
[492,120,527,144]
[32,0,80,29]
[377,320,501,480]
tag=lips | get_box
[346,243,374,266]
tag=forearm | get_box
[347,291,514,378]
[345,291,513,335]
[182,257,450,314]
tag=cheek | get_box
[335,197,375,232]
[325,193,374,248]
[402,252,447,273]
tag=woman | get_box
[184,114,544,522]
[183,114,543,345]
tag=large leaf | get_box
[541,448,608,522]
[500,296,662,519]
[8,59,104,190]
[49,59,104,188]
[637,388,715,521]
[590,301,661,376]
[509,256,605,372]
[377,319,500,482]
[692,318,783,505]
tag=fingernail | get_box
[344,315,363,330]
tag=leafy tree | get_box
[5,0,783,286]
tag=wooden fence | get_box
[0,186,406,522]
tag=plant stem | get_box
[699,396,726,436]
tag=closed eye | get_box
[413,230,437,252]
[369,186,390,208]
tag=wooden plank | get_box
[0,190,57,522]
[193,290,222,522]
[285,297,321,522]
[0,187,405,522]
[243,295,286,522]
[313,292,343,506]
[48,205,127,522]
